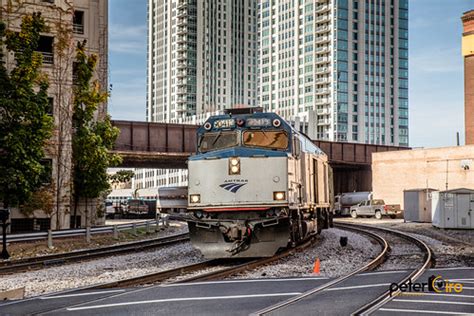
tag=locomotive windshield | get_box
[199,131,239,152]
[243,131,288,150]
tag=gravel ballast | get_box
[336,218,474,268]
[0,242,203,298]
[230,228,380,279]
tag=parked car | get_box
[349,199,401,219]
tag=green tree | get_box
[0,13,54,208]
[109,170,135,187]
[71,40,121,227]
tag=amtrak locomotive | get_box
[187,109,333,258]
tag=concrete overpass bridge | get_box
[111,120,409,193]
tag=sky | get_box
[108,0,473,148]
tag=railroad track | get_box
[0,233,189,274]
[252,222,433,315]
[76,235,319,291]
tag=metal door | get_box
[359,201,370,215]
[456,194,471,228]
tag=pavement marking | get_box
[428,267,474,271]
[379,308,473,315]
[39,290,126,300]
[393,298,474,306]
[357,270,408,276]
[415,293,474,299]
[326,283,391,291]
[451,280,474,284]
[451,278,474,281]
[66,292,303,311]
[161,277,329,287]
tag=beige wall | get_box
[372,145,474,209]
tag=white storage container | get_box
[431,188,474,229]
[403,188,437,223]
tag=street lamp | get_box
[0,209,10,259]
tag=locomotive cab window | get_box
[243,130,288,150]
[199,131,239,152]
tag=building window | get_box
[40,159,53,184]
[36,36,54,64]
[72,62,79,83]
[73,11,85,34]
[47,97,54,115]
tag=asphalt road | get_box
[0,268,472,315]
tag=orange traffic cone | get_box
[313,258,320,275]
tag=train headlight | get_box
[273,191,286,201]
[229,157,240,175]
[190,194,201,203]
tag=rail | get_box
[57,234,320,292]
[251,223,389,315]
[347,223,433,315]
[0,232,189,274]
[6,218,169,243]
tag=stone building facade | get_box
[1,0,108,231]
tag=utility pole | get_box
[0,209,10,259]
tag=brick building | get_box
[462,10,474,145]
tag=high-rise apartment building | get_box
[136,0,258,189]
[258,0,408,146]
[147,0,257,122]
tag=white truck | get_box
[349,199,401,219]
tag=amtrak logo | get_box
[220,180,248,193]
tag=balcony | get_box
[315,25,329,33]
[177,35,187,44]
[176,51,187,60]
[176,88,187,95]
[176,61,187,69]
[315,67,331,74]
[176,44,187,52]
[317,108,330,115]
[315,5,330,13]
[177,0,187,10]
[317,118,331,125]
[314,46,330,54]
[314,77,329,84]
[315,98,330,106]
[177,79,187,85]
[176,16,187,26]
[314,36,330,44]
[176,26,187,35]
[315,57,330,64]
[176,70,187,78]
[315,15,330,23]
[315,88,330,95]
